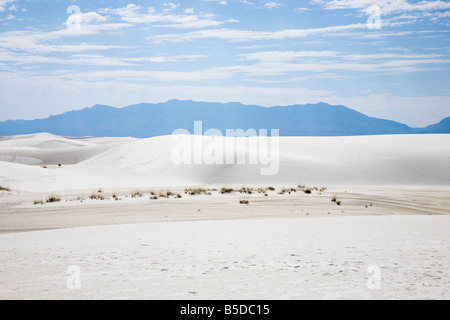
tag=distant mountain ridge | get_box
[0,100,448,137]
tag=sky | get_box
[0,0,449,127]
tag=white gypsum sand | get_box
[0,216,449,300]
[0,133,449,299]
[0,134,449,193]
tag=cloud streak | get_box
[151,23,367,42]
[100,3,223,29]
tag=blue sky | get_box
[0,0,449,126]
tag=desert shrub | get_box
[58,163,62,167]
[331,196,337,203]
[41,165,48,169]
[303,189,312,194]
[336,201,342,206]
[98,188,103,193]
[176,194,182,199]
[256,188,266,194]
[131,191,143,198]
[46,196,61,203]
[150,195,158,200]
[90,193,105,200]
[220,187,235,194]
[166,191,173,197]
[113,194,120,201]
[268,187,275,191]
[238,187,253,194]
[239,200,249,205]
[0,186,11,192]
[33,200,44,205]
[185,187,208,195]
[159,192,168,198]
[279,188,294,195]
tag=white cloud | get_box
[264,2,281,9]
[163,3,180,13]
[316,0,450,15]
[151,23,367,42]
[204,0,228,5]
[12,54,445,85]
[0,23,132,53]
[101,4,223,29]
[0,52,209,67]
[66,12,107,28]
[241,51,338,61]
[0,0,15,13]
[342,53,445,60]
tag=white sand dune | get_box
[0,133,135,165]
[0,133,449,192]
[0,216,449,300]
[0,133,449,300]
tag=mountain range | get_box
[0,100,449,137]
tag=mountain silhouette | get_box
[0,100,448,137]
